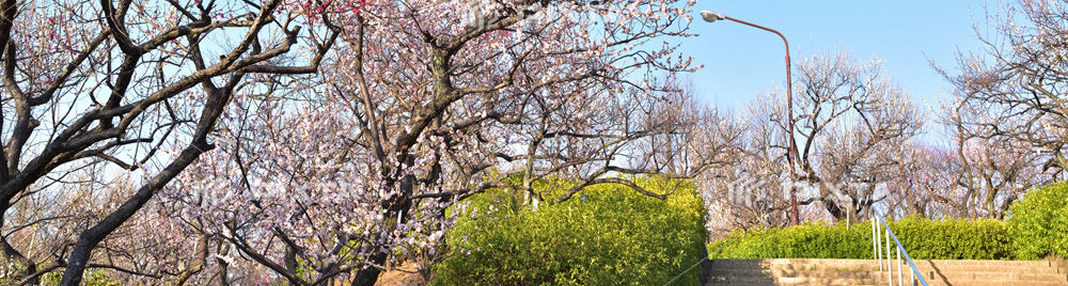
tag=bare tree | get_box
[941,0,1068,174]
[885,142,959,218]
[910,103,1060,219]
[701,51,923,232]
[914,0,1068,219]
[791,52,922,222]
[0,0,336,284]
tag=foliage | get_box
[709,216,1015,260]
[1,268,134,286]
[709,221,871,259]
[35,270,122,286]
[432,178,708,286]
[891,217,1013,260]
[1007,182,1068,259]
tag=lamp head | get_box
[700,10,726,23]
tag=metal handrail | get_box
[871,210,929,286]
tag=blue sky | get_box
[678,1,995,141]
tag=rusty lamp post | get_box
[701,10,800,226]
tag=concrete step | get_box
[707,274,1067,284]
[708,269,1067,281]
[704,259,1068,286]
[710,258,1057,268]
[707,276,886,285]
[709,263,1061,274]
[710,259,1062,271]
[707,281,1068,286]
[706,277,1067,286]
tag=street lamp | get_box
[700,10,800,226]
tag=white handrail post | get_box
[873,210,930,286]
[886,218,892,286]
[897,246,903,286]
[872,218,879,268]
[876,218,882,271]
[910,260,915,286]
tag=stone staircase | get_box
[704,258,1068,286]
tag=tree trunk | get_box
[352,168,416,286]
[59,142,211,285]
[351,252,387,286]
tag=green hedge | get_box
[432,177,708,286]
[893,217,1012,260]
[709,217,1014,260]
[0,268,121,286]
[710,182,1068,261]
[708,221,870,259]
[1007,182,1068,259]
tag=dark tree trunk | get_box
[59,142,212,285]
[352,252,388,286]
[352,169,416,286]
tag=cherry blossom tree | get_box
[698,97,790,233]
[941,0,1068,174]
[0,0,337,284]
[913,0,1068,219]
[884,142,959,218]
[700,51,923,231]
[945,110,1049,219]
[898,101,1062,220]
[789,52,922,222]
[887,133,1060,220]
[149,0,705,285]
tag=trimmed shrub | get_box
[892,217,1012,260]
[1007,182,1068,259]
[431,177,708,286]
[0,269,121,286]
[709,216,1014,260]
[38,270,122,286]
[708,221,870,259]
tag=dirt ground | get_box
[374,264,427,286]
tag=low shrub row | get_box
[709,182,1068,260]
[432,177,708,286]
[707,216,1013,260]
[708,220,871,259]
